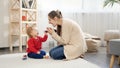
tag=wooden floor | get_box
[84,47,120,68]
[0,46,119,68]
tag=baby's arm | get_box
[39,32,48,42]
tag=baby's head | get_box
[26,27,38,38]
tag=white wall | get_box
[0,0,9,47]
[82,12,120,46]
[0,0,55,48]
[0,0,120,48]
[37,10,55,48]
[37,1,56,48]
[61,11,120,46]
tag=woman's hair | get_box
[48,10,62,19]
[57,25,61,36]
[26,27,33,38]
[48,10,62,36]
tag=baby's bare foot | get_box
[43,55,49,59]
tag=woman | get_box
[47,10,87,60]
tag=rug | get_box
[0,53,101,68]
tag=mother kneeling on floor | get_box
[47,10,87,60]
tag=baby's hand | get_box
[45,30,48,33]
[44,30,48,35]
[37,51,41,54]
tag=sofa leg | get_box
[106,41,109,54]
[118,56,120,65]
[110,55,115,68]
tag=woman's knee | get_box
[49,49,54,57]
[49,46,64,59]
[49,49,57,59]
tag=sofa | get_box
[84,33,101,52]
[104,30,120,53]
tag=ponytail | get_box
[48,10,62,19]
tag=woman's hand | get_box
[47,27,54,35]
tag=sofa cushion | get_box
[86,39,101,52]
[104,30,120,41]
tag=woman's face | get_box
[48,16,57,27]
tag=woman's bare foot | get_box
[79,54,84,58]
[43,55,49,59]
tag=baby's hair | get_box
[26,27,33,38]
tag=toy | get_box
[22,55,27,60]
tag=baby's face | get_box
[31,29,38,37]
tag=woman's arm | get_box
[47,27,68,45]
[52,31,67,45]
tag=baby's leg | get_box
[40,50,46,56]
[40,50,49,59]
[27,52,44,59]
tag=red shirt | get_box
[27,35,48,53]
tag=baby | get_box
[26,26,48,59]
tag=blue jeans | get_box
[27,50,46,59]
[49,45,66,60]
